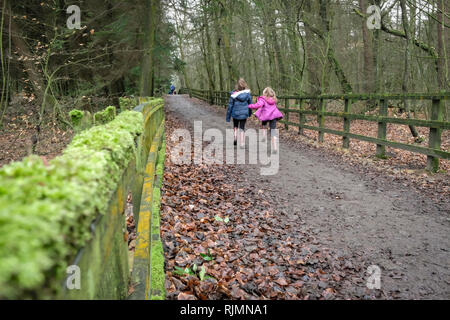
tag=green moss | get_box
[0,110,143,299]
[69,110,93,132]
[376,154,388,160]
[69,109,84,127]
[156,143,165,176]
[150,240,165,300]
[94,106,116,125]
[151,187,161,235]
[119,97,136,112]
[149,140,165,300]
[150,184,164,300]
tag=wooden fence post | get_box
[427,98,444,172]
[376,99,388,158]
[343,98,352,149]
[285,98,290,130]
[298,99,305,135]
[318,98,325,143]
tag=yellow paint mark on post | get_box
[134,208,151,259]
[117,186,124,215]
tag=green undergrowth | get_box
[0,110,144,299]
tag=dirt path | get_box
[164,95,449,299]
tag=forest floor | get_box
[0,108,74,168]
[161,95,449,300]
[0,96,118,168]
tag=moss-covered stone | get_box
[69,110,93,133]
[69,109,84,127]
[94,106,116,125]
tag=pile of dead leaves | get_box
[126,193,137,251]
[160,110,379,300]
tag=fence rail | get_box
[184,88,449,172]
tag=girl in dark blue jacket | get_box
[226,78,252,148]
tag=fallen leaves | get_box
[160,110,370,300]
[275,278,289,286]
[178,292,197,300]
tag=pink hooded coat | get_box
[249,96,284,122]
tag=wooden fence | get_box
[186,88,449,172]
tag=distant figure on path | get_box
[249,87,283,153]
[226,78,253,148]
[169,84,176,95]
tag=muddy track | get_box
[164,95,450,299]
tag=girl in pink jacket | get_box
[249,87,283,153]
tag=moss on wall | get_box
[0,110,144,299]
[120,97,137,112]
[94,106,116,125]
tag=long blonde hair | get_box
[263,87,277,102]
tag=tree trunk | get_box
[304,0,321,98]
[220,1,238,90]
[400,0,420,139]
[200,26,215,102]
[359,0,375,93]
[140,0,158,97]
[287,12,303,94]
[436,0,449,90]
[214,7,225,92]
[244,19,256,92]
[200,2,215,100]
[304,0,352,94]
[263,22,276,88]
[269,15,287,91]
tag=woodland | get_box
[0,0,449,302]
